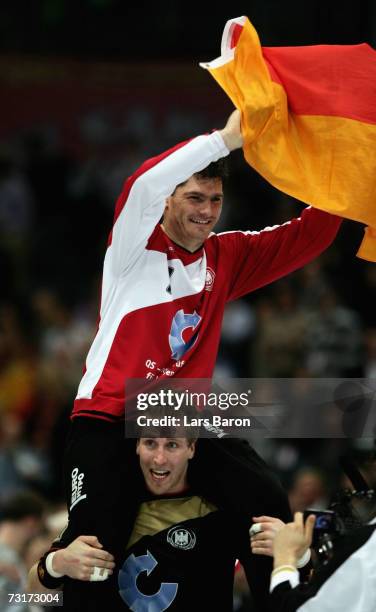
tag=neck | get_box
[160,224,203,253]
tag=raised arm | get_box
[220,206,342,302]
[107,109,244,275]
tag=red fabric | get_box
[262,43,376,124]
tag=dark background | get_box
[0,0,375,58]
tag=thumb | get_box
[304,515,316,545]
[78,535,103,548]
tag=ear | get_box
[165,196,171,212]
[188,441,196,460]
[136,440,140,455]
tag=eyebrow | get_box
[184,191,224,198]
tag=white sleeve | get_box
[270,568,300,592]
[296,530,376,611]
[109,131,229,275]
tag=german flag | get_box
[201,17,376,261]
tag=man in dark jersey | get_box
[61,110,342,609]
[31,436,311,611]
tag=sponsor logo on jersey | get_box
[168,309,201,361]
[167,526,196,550]
[205,266,216,291]
[119,550,178,611]
[70,467,87,510]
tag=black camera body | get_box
[304,489,376,565]
[303,509,340,564]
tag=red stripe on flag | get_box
[262,43,376,125]
[230,23,244,49]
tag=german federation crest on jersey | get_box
[167,526,196,550]
[169,309,201,361]
[119,550,178,611]
[205,266,216,291]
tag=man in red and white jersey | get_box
[61,110,341,610]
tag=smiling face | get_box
[162,175,223,252]
[136,438,196,495]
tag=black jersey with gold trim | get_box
[118,494,250,611]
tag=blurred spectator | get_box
[0,492,45,611]
[23,505,68,572]
[218,300,256,376]
[0,153,33,240]
[29,288,95,450]
[364,328,376,379]
[0,414,51,502]
[0,151,34,294]
[288,467,329,513]
[0,303,37,423]
[298,261,331,309]
[305,289,363,376]
[252,284,312,376]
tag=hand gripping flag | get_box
[200,16,376,261]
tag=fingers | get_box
[66,556,115,580]
[225,109,241,127]
[74,537,114,563]
[83,550,115,570]
[250,538,274,557]
[72,565,113,581]
[251,530,273,542]
[304,514,316,545]
[294,512,304,530]
[62,536,115,580]
[78,535,103,548]
[219,109,243,151]
[252,516,285,530]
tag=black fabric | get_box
[62,419,142,550]
[191,437,292,520]
[119,506,247,611]
[61,419,143,611]
[269,524,376,612]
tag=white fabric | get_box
[296,548,311,569]
[270,568,300,592]
[45,551,64,578]
[296,529,376,611]
[90,566,109,582]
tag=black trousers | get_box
[61,419,141,611]
[61,418,291,611]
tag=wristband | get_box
[46,551,64,578]
[272,565,298,576]
[297,548,311,568]
[37,548,64,589]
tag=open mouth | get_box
[150,469,170,482]
[189,218,211,225]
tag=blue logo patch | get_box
[169,309,201,361]
[119,550,178,611]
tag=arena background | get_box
[1,1,375,608]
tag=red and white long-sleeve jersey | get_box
[72,132,341,421]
